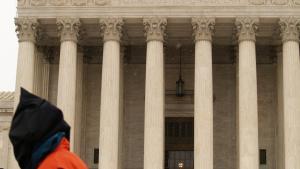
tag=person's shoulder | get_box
[38,148,88,169]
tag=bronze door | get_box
[165,117,194,169]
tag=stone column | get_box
[13,17,39,107]
[41,54,50,100]
[74,50,84,156]
[143,17,167,169]
[278,17,300,169]
[8,17,39,169]
[98,18,124,169]
[276,47,284,169]
[33,47,44,97]
[235,17,259,169]
[192,17,215,169]
[56,18,81,150]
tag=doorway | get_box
[165,117,194,169]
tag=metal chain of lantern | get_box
[176,43,184,97]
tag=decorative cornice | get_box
[143,17,167,42]
[235,17,259,42]
[18,0,300,7]
[31,0,47,6]
[279,17,300,42]
[191,17,215,42]
[57,17,81,42]
[15,17,39,43]
[99,17,124,42]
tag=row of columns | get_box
[10,16,300,169]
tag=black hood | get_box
[9,88,70,169]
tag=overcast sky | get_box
[0,1,18,91]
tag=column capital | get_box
[99,17,124,42]
[191,17,215,42]
[143,17,167,42]
[15,17,39,43]
[57,17,81,42]
[235,17,259,42]
[279,17,300,43]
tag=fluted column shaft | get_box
[279,17,300,169]
[74,51,84,155]
[14,17,39,107]
[33,47,50,98]
[15,42,35,102]
[143,17,167,169]
[8,17,39,169]
[98,18,124,169]
[235,17,259,169]
[56,18,81,150]
[41,58,50,99]
[276,48,284,169]
[192,17,215,169]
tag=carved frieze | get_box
[95,0,109,5]
[272,0,289,5]
[72,0,87,6]
[49,0,66,6]
[249,0,265,5]
[294,0,300,5]
[19,0,300,6]
[31,0,47,6]
[18,0,26,6]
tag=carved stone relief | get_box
[294,0,300,4]
[216,0,235,4]
[279,17,300,42]
[95,0,109,5]
[20,0,300,6]
[49,0,66,6]
[18,0,26,6]
[192,17,215,42]
[72,0,87,6]
[143,17,167,42]
[99,17,124,42]
[235,17,259,42]
[31,0,47,6]
[57,17,81,42]
[15,17,39,42]
[272,0,289,5]
[249,0,265,5]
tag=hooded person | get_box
[9,88,88,169]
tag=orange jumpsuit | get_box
[38,138,88,169]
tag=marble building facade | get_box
[0,92,13,169]
[2,0,300,169]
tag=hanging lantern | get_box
[176,43,184,97]
[176,76,184,97]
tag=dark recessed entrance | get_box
[165,117,194,169]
